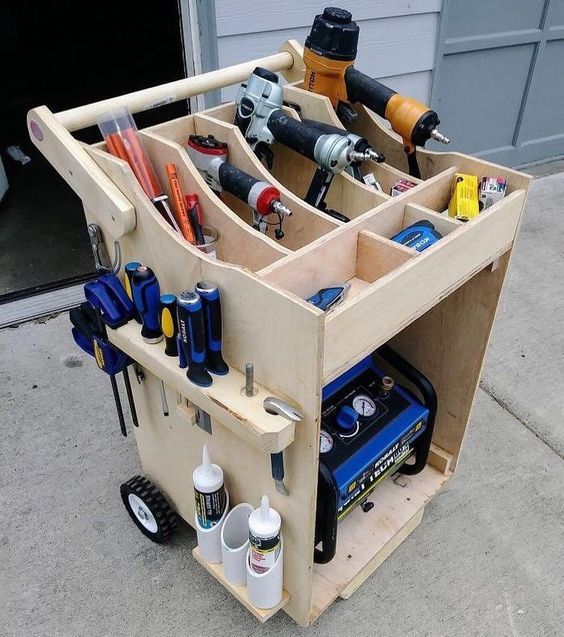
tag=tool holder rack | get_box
[28,40,531,626]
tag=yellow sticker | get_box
[161,307,174,338]
[93,340,105,371]
[415,421,423,432]
[348,481,357,493]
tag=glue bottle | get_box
[249,495,281,574]
[193,445,226,529]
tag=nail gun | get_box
[186,134,291,239]
[302,7,450,178]
[234,67,385,222]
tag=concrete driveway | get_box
[1,169,563,636]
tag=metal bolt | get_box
[245,363,254,397]
[137,506,149,521]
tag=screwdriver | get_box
[124,261,142,323]
[176,291,213,387]
[159,294,178,357]
[131,266,163,344]
[195,281,228,375]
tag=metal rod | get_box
[109,374,127,437]
[122,367,139,428]
[245,363,254,397]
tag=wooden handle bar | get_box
[56,51,295,132]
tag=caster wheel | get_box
[120,475,178,543]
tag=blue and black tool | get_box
[69,302,138,436]
[196,281,228,375]
[159,294,178,357]
[390,219,442,252]
[131,266,163,344]
[307,282,351,312]
[124,261,142,323]
[177,291,213,387]
[314,345,437,564]
[84,273,136,329]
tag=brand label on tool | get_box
[143,95,176,110]
[194,486,226,529]
[249,532,281,574]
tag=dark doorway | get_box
[0,0,189,301]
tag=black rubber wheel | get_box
[120,475,178,543]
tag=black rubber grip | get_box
[266,110,321,161]
[345,66,396,118]
[302,119,346,136]
[217,161,258,204]
[176,296,212,387]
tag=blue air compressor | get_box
[314,345,437,563]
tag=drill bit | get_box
[430,129,450,144]
[271,200,292,217]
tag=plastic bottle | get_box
[249,495,281,574]
[193,446,227,529]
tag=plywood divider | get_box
[403,203,462,237]
[356,230,416,283]
[204,101,387,220]
[323,189,526,383]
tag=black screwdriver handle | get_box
[176,292,213,388]
[196,282,228,376]
[266,110,322,162]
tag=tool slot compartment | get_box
[87,139,289,272]
[203,102,388,221]
[145,111,343,250]
[282,84,422,196]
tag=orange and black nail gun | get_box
[303,7,450,178]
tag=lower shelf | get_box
[310,463,452,622]
[193,547,291,622]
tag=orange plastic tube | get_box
[166,164,196,243]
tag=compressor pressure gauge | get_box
[352,394,377,417]
[319,429,334,453]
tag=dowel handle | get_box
[56,51,296,132]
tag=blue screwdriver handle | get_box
[196,282,228,375]
[176,291,212,387]
[131,266,163,343]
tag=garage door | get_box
[430,0,564,166]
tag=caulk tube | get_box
[247,495,283,608]
[193,446,229,563]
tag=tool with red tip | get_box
[186,134,291,238]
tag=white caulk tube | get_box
[194,446,229,563]
[246,495,283,608]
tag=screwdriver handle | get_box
[131,266,163,343]
[196,282,228,375]
[159,294,178,357]
[176,291,213,387]
[124,261,142,323]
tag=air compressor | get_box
[314,345,437,563]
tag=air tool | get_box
[186,134,291,238]
[234,67,384,221]
[303,7,450,178]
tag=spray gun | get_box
[186,134,291,238]
[234,67,384,221]
[302,7,450,178]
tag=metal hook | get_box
[88,223,121,275]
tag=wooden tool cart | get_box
[28,41,531,626]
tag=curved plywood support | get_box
[203,102,387,221]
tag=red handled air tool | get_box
[186,134,291,239]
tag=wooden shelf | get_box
[193,547,290,622]
[310,464,452,622]
[108,322,295,454]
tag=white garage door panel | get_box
[215,0,442,37]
